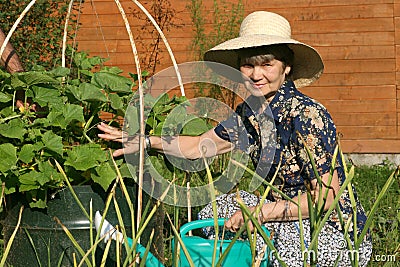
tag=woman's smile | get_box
[252,83,266,89]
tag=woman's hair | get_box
[238,44,294,77]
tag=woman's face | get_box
[240,56,291,97]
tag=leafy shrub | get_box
[0,50,136,208]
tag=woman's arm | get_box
[225,170,340,232]
[97,122,233,159]
[149,129,234,159]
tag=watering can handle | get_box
[179,218,226,237]
[179,218,270,238]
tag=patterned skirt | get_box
[198,191,372,267]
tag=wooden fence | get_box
[75,0,400,153]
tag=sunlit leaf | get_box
[19,144,35,164]
[69,83,107,102]
[0,143,17,173]
[181,117,210,136]
[0,92,12,102]
[19,170,41,189]
[47,109,65,128]
[65,143,105,171]
[48,104,84,129]
[154,121,165,136]
[16,71,58,86]
[124,105,139,135]
[48,66,70,77]
[32,86,62,106]
[29,198,47,209]
[92,72,133,93]
[109,93,123,110]
[0,118,26,140]
[62,104,85,124]
[42,131,63,156]
[38,161,63,185]
[91,162,116,190]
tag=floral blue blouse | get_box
[214,80,369,241]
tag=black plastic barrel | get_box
[3,184,137,266]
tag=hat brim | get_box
[204,35,324,88]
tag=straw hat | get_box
[204,11,324,88]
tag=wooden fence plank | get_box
[394,45,400,69]
[337,126,397,139]
[323,59,395,73]
[302,85,397,100]
[222,4,394,20]
[341,140,400,153]
[395,3,400,16]
[332,113,396,126]
[321,99,396,113]
[208,18,384,36]
[316,46,394,60]
[75,27,195,42]
[292,32,394,46]
[293,18,393,34]
[314,73,395,87]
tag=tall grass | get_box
[353,161,399,266]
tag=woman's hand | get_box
[225,170,340,228]
[224,206,263,233]
[97,122,140,157]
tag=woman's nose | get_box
[250,66,263,80]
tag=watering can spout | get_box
[95,211,164,267]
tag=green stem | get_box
[54,160,90,220]
[308,170,354,249]
[82,103,106,143]
[297,191,307,267]
[202,153,218,267]
[0,114,22,124]
[231,159,298,206]
[237,200,288,267]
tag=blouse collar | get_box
[269,80,297,123]
[240,80,297,122]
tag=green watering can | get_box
[95,212,271,267]
[173,218,271,267]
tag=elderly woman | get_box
[98,11,372,267]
